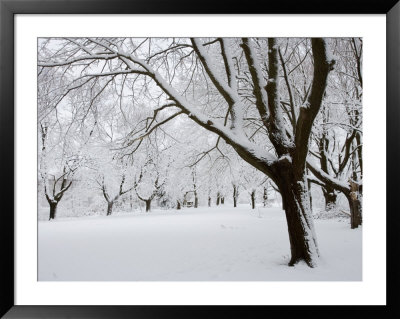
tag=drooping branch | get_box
[306,161,349,195]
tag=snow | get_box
[38,205,361,281]
[220,126,277,164]
[300,101,311,110]
[278,154,292,164]
[308,161,350,191]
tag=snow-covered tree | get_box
[307,38,362,228]
[241,163,268,209]
[91,154,135,216]
[133,148,167,212]
[164,165,193,210]
[39,122,82,220]
[38,37,345,267]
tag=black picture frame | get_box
[1,0,398,318]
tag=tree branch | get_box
[294,38,335,175]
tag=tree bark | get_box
[263,187,268,207]
[274,168,319,267]
[233,185,237,207]
[348,180,362,228]
[250,190,256,209]
[177,201,181,210]
[307,162,362,230]
[221,197,225,205]
[106,201,114,216]
[208,196,211,207]
[355,132,363,178]
[348,196,362,229]
[49,201,58,220]
[145,199,152,212]
[192,171,199,208]
[233,185,238,208]
[216,192,221,206]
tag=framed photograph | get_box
[1,0,398,317]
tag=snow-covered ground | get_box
[38,204,361,281]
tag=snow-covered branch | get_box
[293,38,335,174]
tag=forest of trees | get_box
[38,37,362,268]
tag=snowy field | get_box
[38,205,362,281]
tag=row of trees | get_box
[38,125,276,218]
[38,37,362,267]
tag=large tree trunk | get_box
[348,196,362,229]
[221,197,224,205]
[194,193,198,208]
[177,201,181,210]
[145,199,151,212]
[106,201,114,216]
[216,192,221,206]
[49,201,58,220]
[250,190,256,209]
[276,172,319,268]
[208,196,211,207]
